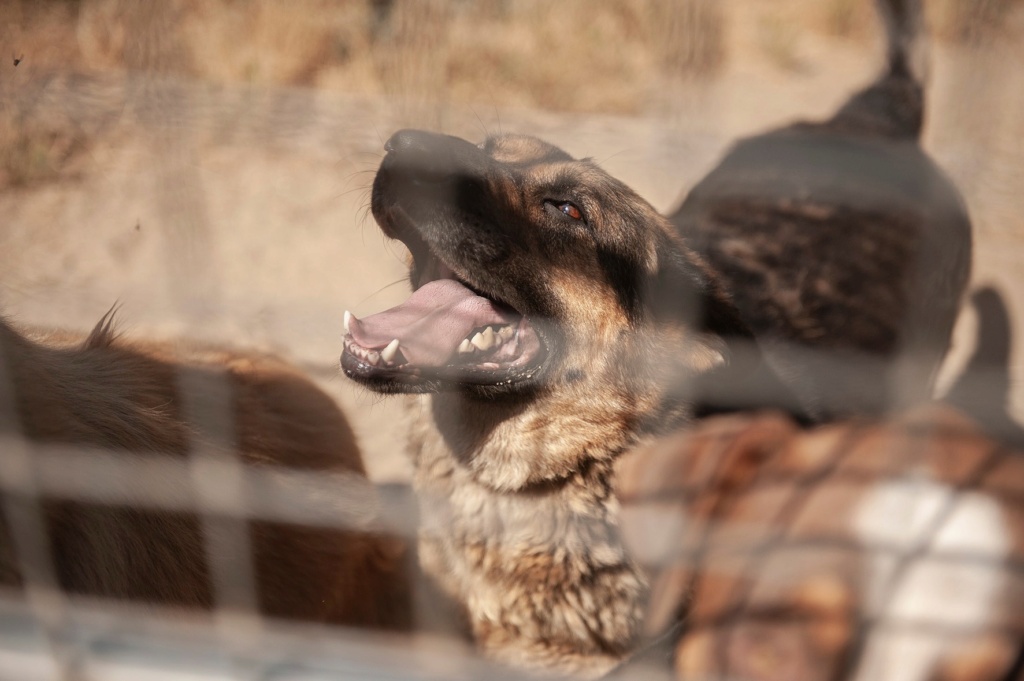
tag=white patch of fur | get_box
[852,477,1010,681]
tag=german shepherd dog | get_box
[341,0,969,675]
[0,313,410,628]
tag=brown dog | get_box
[0,311,411,628]
[615,289,1024,681]
[617,404,1024,681]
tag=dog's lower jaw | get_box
[408,396,649,678]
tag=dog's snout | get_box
[382,129,462,188]
[384,129,434,155]
[373,130,489,240]
[383,129,484,180]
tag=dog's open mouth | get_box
[341,129,555,393]
[341,262,545,391]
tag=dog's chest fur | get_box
[406,394,649,678]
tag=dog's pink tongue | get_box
[347,279,510,366]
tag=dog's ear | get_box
[649,241,815,423]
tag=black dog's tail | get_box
[876,0,928,83]
[827,0,928,139]
[946,286,1024,446]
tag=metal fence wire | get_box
[3,1,1024,680]
[1,312,1023,681]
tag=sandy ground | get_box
[2,25,1023,482]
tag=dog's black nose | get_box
[384,129,481,161]
[383,130,451,186]
[382,130,485,190]
[384,129,436,154]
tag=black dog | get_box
[672,0,972,418]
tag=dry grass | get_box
[757,9,807,72]
[3,0,1024,189]
[4,0,730,116]
[647,0,726,79]
[443,0,650,114]
[820,0,876,38]
[8,0,1024,101]
[0,0,82,69]
[0,2,86,188]
[0,117,88,188]
[179,0,371,86]
[931,0,1024,42]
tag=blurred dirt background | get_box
[1,0,1023,481]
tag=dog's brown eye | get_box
[560,202,583,220]
[544,199,587,225]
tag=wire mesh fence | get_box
[2,318,1023,680]
[3,1,1024,680]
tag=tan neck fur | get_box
[407,393,649,678]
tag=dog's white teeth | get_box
[343,310,353,334]
[381,339,400,363]
[472,328,496,351]
[460,325,512,355]
[367,350,380,366]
